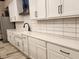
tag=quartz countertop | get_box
[7,29,79,51]
[21,31,79,51]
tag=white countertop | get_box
[21,31,79,51]
[7,29,79,51]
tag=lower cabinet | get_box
[14,36,23,51]
[7,31,79,59]
[22,34,28,55]
[47,49,64,59]
[7,30,12,42]
[11,32,16,45]
[28,37,46,59]
[7,31,15,45]
[47,43,79,59]
[14,33,29,55]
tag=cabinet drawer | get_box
[47,43,79,59]
[29,37,46,47]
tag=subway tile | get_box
[76,17,79,24]
[64,23,76,28]
[53,19,63,24]
[64,27,76,33]
[64,18,76,24]
[77,33,79,37]
[53,27,63,31]
[76,28,79,33]
[47,24,54,31]
[54,24,63,28]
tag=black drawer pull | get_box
[60,50,70,55]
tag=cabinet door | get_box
[63,0,79,16]
[19,39,23,51]
[9,0,16,22]
[11,33,15,45]
[47,0,61,18]
[37,45,46,59]
[47,49,64,59]
[22,37,28,55]
[14,36,20,48]
[14,36,21,49]
[16,0,23,14]
[9,2,13,18]
[29,43,37,59]
[7,31,11,42]
[29,37,46,59]
[36,0,46,19]
[29,0,37,19]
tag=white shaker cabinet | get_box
[29,0,46,20]
[47,50,64,59]
[8,0,24,22]
[7,30,12,42]
[29,0,37,19]
[7,31,15,45]
[47,43,79,59]
[47,0,79,19]
[62,0,79,16]
[47,0,61,18]
[37,45,47,59]
[9,0,16,22]
[28,37,46,59]
[16,0,23,14]
[10,32,16,45]
[29,43,37,59]
[14,33,23,51]
[22,34,29,55]
[36,0,46,19]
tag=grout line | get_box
[75,18,78,40]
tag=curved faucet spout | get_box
[23,23,31,31]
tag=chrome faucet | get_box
[23,23,31,31]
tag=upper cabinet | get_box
[29,0,46,20]
[47,0,61,18]
[8,0,24,22]
[9,0,16,22]
[62,0,79,16]
[9,0,79,20]
[16,0,23,14]
[47,0,79,19]
[29,0,37,19]
[36,0,46,19]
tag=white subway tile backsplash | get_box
[16,17,79,40]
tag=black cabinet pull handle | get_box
[35,11,38,17]
[58,5,61,14]
[60,5,63,14]
[60,50,70,55]
[58,5,60,14]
